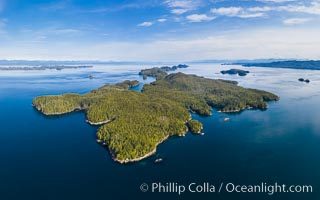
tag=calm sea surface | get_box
[0,64,319,200]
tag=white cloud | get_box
[247,1,320,16]
[210,7,265,18]
[247,6,272,12]
[82,3,142,13]
[90,28,320,61]
[211,7,243,16]
[283,18,311,25]
[45,28,81,35]
[50,29,81,35]
[277,2,320,15]
[171,8,188,14]
[209,1,320,20]
[158,18,167,22]
[186,14,215,22]
[258,0,296,2]
[137,21,153,27]
[238,12,265,18]
[165,0,202,14]
[165,0,201,9]
[3,27,319,61]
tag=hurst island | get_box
[33,68,279,163]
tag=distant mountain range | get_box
[191,58,295,64]
[0,59,299,66]
[1,59,319,70]
[0,60,166,66]
[0,65,93,71]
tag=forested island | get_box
[139,64,189,80]
[33,68,279,163]
[237,60,320,70]
[221,69,250,76]
[0,65,93,71]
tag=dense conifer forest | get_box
[33,71,279,163]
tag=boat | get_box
[200,132,205,136]
[154,158,163,163]
[223,117,230,122]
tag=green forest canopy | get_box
[33,73,279,163]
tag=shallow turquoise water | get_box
[0,64,319,200]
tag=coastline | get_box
[86,119,112,126]
[110,125,190,164]
[33,103,112,126]
[32,104,82,116]
[218,106,268,113]
[41,113,112,126]
[33,99,188,164]
[105,127,191,164]
[109,135,170,164]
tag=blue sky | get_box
[0,0,320,61]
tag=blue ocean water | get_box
[0,64,319,200]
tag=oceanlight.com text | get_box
[140,182,313,196]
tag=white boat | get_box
[154,158,163,163]
[223,117,230,122]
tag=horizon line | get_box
[0,58,314,64]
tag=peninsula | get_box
[187,120,203,134]
[33,69,279,163]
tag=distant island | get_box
[0,65,93,71]
[221,69,250,76]
[139,64,189,80]
[235,60,320,70]
[298,78,310,83]
[33,66,279,164]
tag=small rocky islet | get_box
[221,69,250,76]
[33,64,279,164]
[298,78,310,83]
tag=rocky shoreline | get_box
[109,123,192,163]
[102,135,171,164]
[86,119,112,126]
[32,104,81,115]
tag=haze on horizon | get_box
[0,0,320,62]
